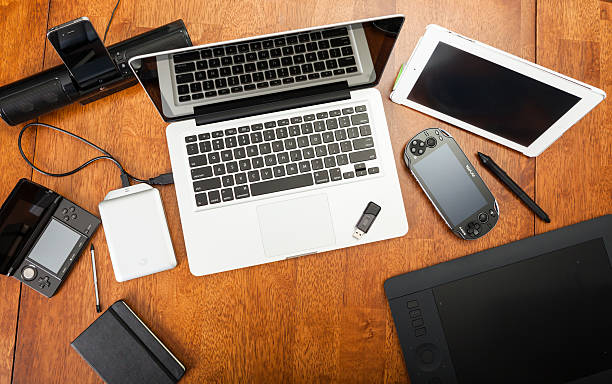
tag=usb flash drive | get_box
[353,202,381,240]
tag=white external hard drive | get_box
[98,184,177,282]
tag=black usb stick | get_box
[353,202,381,240]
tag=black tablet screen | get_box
[433,238,612,383]
[407,42,581,146]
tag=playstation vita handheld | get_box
[403,128,498,239]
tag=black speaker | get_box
[0,20,192,126]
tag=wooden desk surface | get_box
[0,0,610,382]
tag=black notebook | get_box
[71,300,185,384]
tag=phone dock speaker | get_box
[0,20,192,126]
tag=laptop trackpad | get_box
[257,194,336,258]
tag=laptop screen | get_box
[130,16,404,122]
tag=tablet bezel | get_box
[390,24,606,157]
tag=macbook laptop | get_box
[129,15,408,276]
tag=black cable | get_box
[103,0,122,44]
[18,122,173,187]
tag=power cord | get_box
[18,122,173,188]
[103,0,122,44]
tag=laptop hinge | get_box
[194,81,350,126]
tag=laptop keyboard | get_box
[184,104,379,207]
[172,27,358,103]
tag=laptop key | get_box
[328,143,340,155]
[248,170,260,182]
[250,174,314,196]
[173,51,201,63]
[234,185,250,199]
[193,177,221,193]
[221,188,234,202]
[186,144,198,155]
[191,166,213,180]
[353,137,374,150]
[261,168,273,180]
[213,164,226,175]
[195,193,208,207]
[314,170,329,184]
[330,37,351,47]
[336,153,348,165]
[226,161,238,173]
[231,148,245,160]
[359,125,371,136]
[330,168,342,181]
[252,157,264,168]
[286,163,298,175]
[208,190,221,204]
[273,166,285,178]
[299,161,311,172]
[322,27,348,38]
[189,154,207,167]
[176,73,194,84]
[338,57,356,67]
[222,175,234,187]
[235,172,247,184]
[349,149,377,163]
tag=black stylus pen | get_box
[477,152,551,223]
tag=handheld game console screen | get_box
[28,219,81,274]
[413,143,486,226]
[432,238,612,383]
[407,42,581,147]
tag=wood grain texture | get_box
[0,0,608,383]
[535,0,612,233]
[0,0,50,383]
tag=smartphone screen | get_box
[47,18,119,88]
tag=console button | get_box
[426,137,437,147]
[21,266,36,281]
[478,212,488,222]
[489,209,496,217]
[406,300,419,309]
[416,344,441,371]
[409,309,421,318]
[63,216,70,221]
[473,229,479,236]
[62,208,68,214]
[474,223,480,230]
[69,206,75,213]
[71,214,77,220]
[421,349,434,363]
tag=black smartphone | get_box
[47,17,119,88]
[403,128,499,239]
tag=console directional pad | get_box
[38,276,51,289]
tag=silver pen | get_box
[90,244,100,313]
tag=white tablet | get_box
[391,25,606,157]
